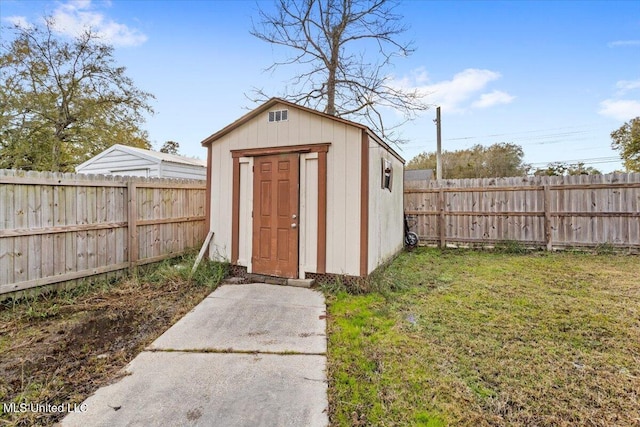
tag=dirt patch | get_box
[0,261,218,426]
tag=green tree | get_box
[159,140,180,155]
[0,18,154,172]
[533,162,601,176]
[406,142,529,179]
[251,0,427,143]
[610,117,640,172]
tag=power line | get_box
[401,122,623,170]
[403,125,602,148]
[410,153,622,167]
[453,130,590,143]
[406,132,595,148]
[528,156,620,166]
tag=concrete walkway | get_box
[62,284,328,427]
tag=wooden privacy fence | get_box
[0,169,207,296]
[404,173,640,250]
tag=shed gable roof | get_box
[200,98,404,163]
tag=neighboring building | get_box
[201,98,405,284]
[76,144,206,180]
[404,168,434,189]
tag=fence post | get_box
[438,188,446,248]
[127,181,138,272]
[543,185,552,251]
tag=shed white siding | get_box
[160,162,207,180]
[324,118,362,276]
[76,145,206,180]
[204,98,405,279]
[208,102,362,276]
[299,153,319,275]
[367,137,404,274]
[209,138,232,261]
[237,157,253,268]
[77,149,158,176]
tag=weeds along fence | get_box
[0,169,207,296]
[404,173,640,250]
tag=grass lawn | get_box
[326,248,640,426]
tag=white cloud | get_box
[50,0,147,47]
[70,0,93,9]
[608,40,640,48]
[598,99,640,121]
[3,16,32,29]
[616,79,640,95]
[471,90,515,109]
[393,68,514,113]
[599,77,640,121]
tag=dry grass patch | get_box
[0,255,227,426]
[326,249,640,426]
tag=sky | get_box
[1,0,639,173]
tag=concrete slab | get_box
[212,283,325,307]
[61,351,328,427]
[62,283,328,426]
[222,277,246,285]
[148,283,326,354]
[287,278,315,288]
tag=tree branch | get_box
[248,0,427,145]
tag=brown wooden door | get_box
[252,153,299,278]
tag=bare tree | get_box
[250,0,427,143]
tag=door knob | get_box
[291,223,297,228]
[292,214,297,219]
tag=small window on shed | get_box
[268,109,288,122]
[381,158,392,191]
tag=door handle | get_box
[292,214,297,219]
[291,223,297,228]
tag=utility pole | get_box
[436,106,442,180]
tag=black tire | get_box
[405,231,419,248]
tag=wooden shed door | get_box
[252,154,299,278]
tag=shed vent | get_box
[268,109,288,122]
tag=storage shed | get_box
[201,98,405,283]
[76,144,207,179]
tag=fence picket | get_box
[405,173,640,250]
[0,170,206,296]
